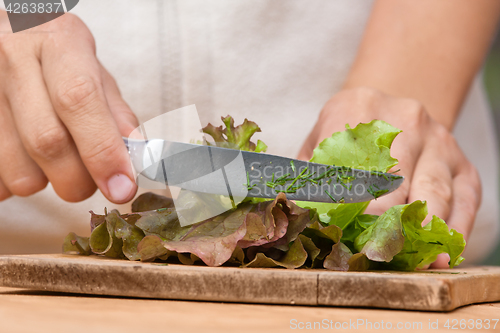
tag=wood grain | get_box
[1,286,499,333]
[1,254,499,312]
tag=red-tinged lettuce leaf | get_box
[348,253,370,271]
[134,208,188,240]
[227,246,246,265]
[323,242,352,271]
[90,209,142,231]
[161,208,249,266]
[300,220,342,262]
[132,192,175,212]
[302,219,342,243]
[62,232,91,255]
[274,199,312,248]
[234,200,286,248]
[89,214,125,259]
[243,237,308,269]
[131,193,310,267]
[90,211,106,232]
[323,243,371,271]
[202,115,267,152]
[109,211,145,261]
[178,253,201,265]
[240,193,310,250]
[298,234,320,268]
[137,235,170,261]
[237,211,268,245]
[89,210,145,260]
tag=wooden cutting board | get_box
[0,254,499,312]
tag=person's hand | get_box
[0,12,139,203]
[298,87,481,268]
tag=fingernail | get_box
[107,174,135,202]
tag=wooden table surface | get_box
[1,286,499,333]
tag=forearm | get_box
[344,0,500,130]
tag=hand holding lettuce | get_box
[299,89,481,268]
[64,116,465,270]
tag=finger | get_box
[99,63,139,137]
[4,54,96,202]
[297,138,315,161]
[0,174,12,201]
[0,180,12,201]
[407,154,454,224]
[446,166,481,242]
[429,165,478,269]
[41,16,137,203]
[0,93,48,197]
[297,119,323,161]
[430,253,451,269]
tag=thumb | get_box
[297,131,320,161]
[100,63,140,137]
[297,144,313,161]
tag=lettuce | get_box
[299,120,465,270]
[354,200,465,270]
[202,115,267,152]
[297,120,401,228]
[63,118,465,270]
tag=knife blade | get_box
[124,138,403,203]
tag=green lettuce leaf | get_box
[311,120,401,171]
[354,200,465,270]
[341,214,378,243]
[298,120,401,228]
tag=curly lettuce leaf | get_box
[243,237,308,269]
[311,120,401,171]
[132,192,175,212]
[89,210,145,260]
[354,200,465,270]
[298,219,343,267]
[323,242,352,271]
[298,234,321,268]
[323,243,371,271]
[341,214,378,243]
[80,192,311,267]
[62,232,91,255]
[202,115,267,152]
[298,120,401,228]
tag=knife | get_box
[124,137,403,203]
